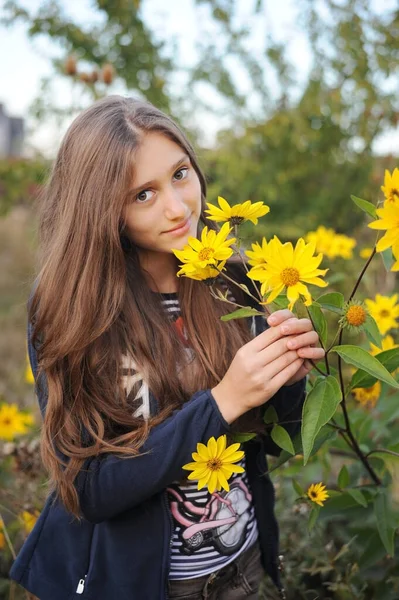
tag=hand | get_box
[211,309,319,423]
[266,309,325,386]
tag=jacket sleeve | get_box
[262,377,306,456]
[27,320,230,524]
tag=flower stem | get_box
[305,305,330,375]
[349,246,376,302]
[216,267,263,307]
[230,240,265,303]
[336,327,381,486]
[0,512,16,560]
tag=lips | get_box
[165,216,191,233]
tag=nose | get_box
[163,185,187,220]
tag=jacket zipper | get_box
[76,525,96,595]
[76,575,87,594]
[163,491,174,600]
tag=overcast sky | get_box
[1,0,398,156]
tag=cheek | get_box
[188,174,202,212]
[123,209,153,244]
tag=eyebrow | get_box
[129,154,190,196]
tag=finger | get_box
[286,331,319,350]
[297,346,326,360]
[250,322,291,352]
[258,337,299,366]
[268,357,305,393]
[280,318,313,335]
[266,309,294,326]
[264,350,302,380]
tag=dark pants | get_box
[168,540,275,599]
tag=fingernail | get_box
[281,326,289,333]
[268,315,276,324]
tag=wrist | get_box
[210,382,246,424]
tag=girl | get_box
[10,95,324,600]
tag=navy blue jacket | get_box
[10,312,306,600]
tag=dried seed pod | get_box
[65,55,77,76]
[90,70,99,84]
[102,63,115,85]
[79,72,91,84]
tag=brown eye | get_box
[173,167,188,181]
[136,190,154,203]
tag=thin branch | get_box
[0,512,16,560]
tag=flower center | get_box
[198,247,214,261]
[346,305,367,326]
[207,458,222,471]
[2,418,11,426]
[380,309,390,318]
[280,267,300,287]
[310,491,317,498]
[388,188,399,202]
[230,216,244,226]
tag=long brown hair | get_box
[30,95,253,518]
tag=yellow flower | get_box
[307,482,329,507]
[177,261,226,283]
[205,196,270,226]
[244,238,269,269]
[370,334,398,356]
[0,404,32,441]
[173,223,235,278]
[353,381,381,409]
[20,510,40,535]
[305,226,336,257]
[381,168,399,204]
[0,531,5,550]
[330,234,357,260]
[182,435,245,493]
[365,294,399,335]
[247,236,328,311]
[306,227,356,260]
[368,199,399,271]
[360,247,373,259]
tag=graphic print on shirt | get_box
[167,472,253,557]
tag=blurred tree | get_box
[0,0,398,230]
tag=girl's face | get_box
[123,132,202,262]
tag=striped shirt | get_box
[160,293,258,580]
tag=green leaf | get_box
[221,306,264,321]
[268,426,337,473]
[316,292,344,314]
[350,347,399,389]
[231,432,256,443]
[350,195,377,218]
[368,446,399,478]
[301,376,342,465]
[307,304,328,347]
[271,424,295,455]
[308,505,320,532]
[381,247,394,272]
[332,345,399,389]
[338,465,350,489]
[346,489,367,508]
[374,491,395,556]
[364,316,382,349]
[263,405,278,424]
[292,479,305,497]
[270,295,289,310]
